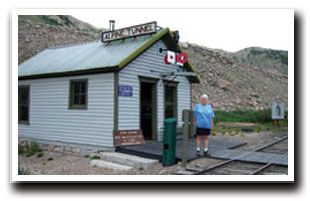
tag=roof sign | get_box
[102,22,157,42]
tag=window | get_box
[18,86,30,124]
[69,79,88,109]
[164,83,177,119]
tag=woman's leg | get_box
[203,135,209,151]
[196,136,201,151]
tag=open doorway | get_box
[140,79,157,141]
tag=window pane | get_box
[165,85,176,119]
[80,95,86,105]
[70,80,87,108]
[20,106,28,121]
[165,87,174,103]
[18,87,29,122]
[73,95,80,104]
[165,105,174,119]
[81,83,86,93]
[20,88,29,105]
[74,83,80,94]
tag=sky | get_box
[72,9,294,52]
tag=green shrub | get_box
[256,109,272,123]
[40,15,61,26]
[83,155,90,158]
[47,157,54,161]
[214,109,275,124]
[37,152,44,158]
[28,141,42,153]
[26,151,34,157]
[18,167,30,175]
[24,141,42,157]
[18,145,24,155]
[91,155,100,160]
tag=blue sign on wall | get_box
[118,85,133,97]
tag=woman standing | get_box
[193,94,215,157]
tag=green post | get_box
[162,118,177,166]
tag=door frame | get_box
[163,80,178,122]
[139,76,158,141]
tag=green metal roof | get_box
[18,28,201,83]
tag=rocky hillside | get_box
[18,15,105,64]
[231,47,288,76]
[18,15,288,111]
[180,42,288,110]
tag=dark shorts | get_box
[196,127,211,136]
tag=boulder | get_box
[217,79,230,88]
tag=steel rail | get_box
[193,136,288,175]
[250,163,273,175]
[253,136,288,152]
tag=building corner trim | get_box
[113,71,119,133]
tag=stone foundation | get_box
[18,139,107,157]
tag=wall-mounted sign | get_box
[102,22,157,42]
[118,85,133,97]
[272,102,285,119]
[114,130,146,146]
[164,51,188,66]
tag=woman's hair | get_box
[201,94,208,100]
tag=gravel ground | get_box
[18,130,288,175]
[18,151,223,175]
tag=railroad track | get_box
[183,136,288,175]
[259,138,288,154]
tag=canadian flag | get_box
[164,51,188,66]
[176,53,188,66]
[166,50,176,64]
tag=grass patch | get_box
[37,152,44,158]
[27,141,42,153]
[254,122,287,132]
[18,15,46,24]
[23,141,42,157]
[26,151,34,157]
[214,109,275,124]
[18,145,25,155]
[91,155,101,160]
[213,110,288,135]
[18,167,30,175]
[214,126,243,136]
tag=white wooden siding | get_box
[119,40,191,141]
[18,73,115,148]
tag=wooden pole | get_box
[181,110,190,167]
[189,110,196,138]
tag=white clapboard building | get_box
[18,22,200,151]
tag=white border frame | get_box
[11,8,294,182]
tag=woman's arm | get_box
[211,118,214,130]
